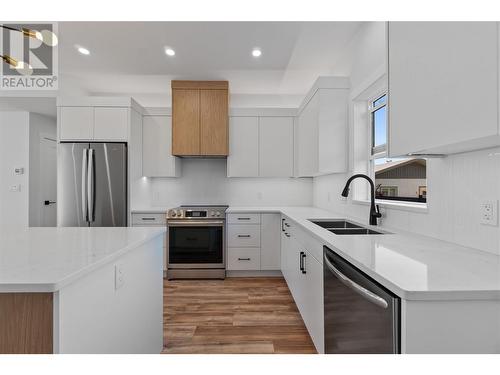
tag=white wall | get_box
[0,112,30,227]
[131,159,312,209]
[28,113,57,226]
[0,111,57,228]
[313,21,500,255]
[331,22,387,94]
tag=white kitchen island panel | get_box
[0,227,165,354]
[54,235,163,354]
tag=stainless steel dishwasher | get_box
[323,246,400,354]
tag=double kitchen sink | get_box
[309,220,387,235]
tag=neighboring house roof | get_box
[375,159,426,179]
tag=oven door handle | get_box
[167,220,225,227]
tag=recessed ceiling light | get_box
[165,47,175,56]
[252,48,262,57]
[76,46,90,55]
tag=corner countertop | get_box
[0,227,166,293]
[227,206,500,301]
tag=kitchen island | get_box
[0,227,165,354]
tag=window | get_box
[369,94,427,204]
[370,94,387,155]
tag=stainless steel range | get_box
[166,205,228,280]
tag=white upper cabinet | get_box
[227,114,294,178]
[129,109,143,180]
[297,93,319,176]
[142,115,180,177]
[259,117,294,177]
[317,90,348,174]
[94,107,129,141]
[58,98,140,143]
[227,117,259,177]
[296,78,350,177]
[388,22,500,156]
[59,107,94,141]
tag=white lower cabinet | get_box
[260,213,281,270]
[281,215,324,353]
[226,212,281,271]
[131,212,167,273]
[227,247,261,270]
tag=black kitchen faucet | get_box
[341,174,382,226]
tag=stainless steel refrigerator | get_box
[58,143,127,227]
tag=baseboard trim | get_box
[226,270,282,278]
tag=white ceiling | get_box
[57,22,363,100]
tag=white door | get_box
[39,136,57,226]
[388,22,498,155]
[142,116,179,177]
[59,107,94,140]
[227,117,259,177]
[94,107,129,141]
[259,117,294,177]
[261,213,281,270]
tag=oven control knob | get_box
[210,211,215,217]
[215,211,221,217]
[176,210,182,218]
[170,210,176,217]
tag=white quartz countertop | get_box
[227,206,500,301]
[0,227,166,292]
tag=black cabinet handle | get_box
[44,200,56,205]
[237,217,251,220]
[237,234,251,238]
[238,257,251,261]
[281,218,285,232]
[284,232,290,237]
[302,253,307,274]
[299,251,304,272]
[141,217,156,221]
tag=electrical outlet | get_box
[9,184,21,192]
[480,200,498,226]
[115,263,124,290]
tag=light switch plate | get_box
[115,263,124,290]
[480,200,498,226]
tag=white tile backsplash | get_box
[313,147,500,255]
[131,158,313,209]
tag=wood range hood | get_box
[171,80,229,157]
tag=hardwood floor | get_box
[162,277,317,354]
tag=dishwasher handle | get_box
[324,254,388,309]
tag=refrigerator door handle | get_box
[81,148,88,222]
[88,148,95,222]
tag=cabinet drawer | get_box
[227,213,261,224]
[131,213,166,226]
[227,225,261,247]
[227,248,261,270]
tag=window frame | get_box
[367,92,428,207]
[369,93,387,156]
